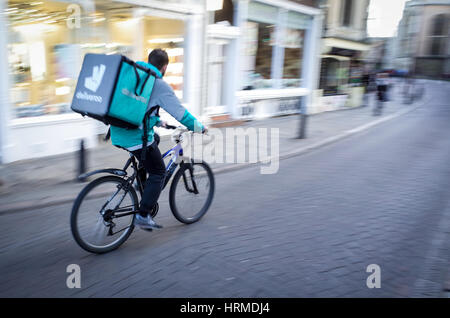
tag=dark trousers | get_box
[131,141,166,215]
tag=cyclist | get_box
[110,49,207,230]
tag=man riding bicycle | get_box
[110,49,207,230]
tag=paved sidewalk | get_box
[0,81,428,214]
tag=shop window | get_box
[319,58,349,95]
[428,14,448,56]
[144,17,185,100]
[282,29,304,88]
[242,3,311,90]
[6,0,137,118]
[6,1,187,117]
[242,21,275,89]
[207,42,227,108]
[7,0,80,118]
[282,11,310,88]
[242,2,277,89]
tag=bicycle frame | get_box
[116,137,185,201]
[162,142,183,189]
[89,131,196,226]
[74,130,208,244]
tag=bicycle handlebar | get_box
[164,124,177,130]
[164,124,206,135]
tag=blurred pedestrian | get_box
[362,72,371,107]
[402,72,414,104]
[373,72,388,116]
[385,73,393,102]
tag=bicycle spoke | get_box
[73,176,136,253]
[110,225,132,236]
[92,216,108,245]
[171,163,213,222]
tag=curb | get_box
[0,102,422,216]
[212,103,422,176]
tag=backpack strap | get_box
[141,112,149,162]
[140,105,160,163]
[104,127,111,141]
[139,71,152,95]
[133,62,141,96]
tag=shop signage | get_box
[238,97,301,119]
[277,98,301,114]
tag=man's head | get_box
[148,49,169,76]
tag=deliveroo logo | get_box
[84,64,106,92]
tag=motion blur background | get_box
[0,0,450,299]
[0,0,448,163]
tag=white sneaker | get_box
[134,213,163,230]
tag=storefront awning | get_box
[321,54,351,62]
[322,38,371,55]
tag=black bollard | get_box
[297,97,308,139]
[298,113,308,139]
[77,139,87,182]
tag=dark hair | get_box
[148,49,169,71]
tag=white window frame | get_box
[233,0,322,118]
[241,0,318,91]
[340,0,354,27]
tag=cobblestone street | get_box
[0,81,449,297]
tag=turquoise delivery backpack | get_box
[71,53,157,129]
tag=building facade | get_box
[394,0,450,78]
[311,0,370,113]
[0,0,322,163]
[364,37,398,72]
[0,0,207,163]
[205,0,322,122]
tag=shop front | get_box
[203,0,321,123]
[0,0,205,163]
[312,37,369,114]
[230,0,321,120]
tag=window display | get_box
[243,21,274,89]
[241,2,310,90]
[282,11,309,88]
[282,28,304,88]
[6,1,187,118]
[144,17,185,100]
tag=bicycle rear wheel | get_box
[71,175,137,254]
[169,161,215,224]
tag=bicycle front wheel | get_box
[71,176,137,254]
[169,161,215,224]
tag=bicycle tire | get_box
[169,161,215,224]
[71,175,137,254]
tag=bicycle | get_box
[70,126,215,254]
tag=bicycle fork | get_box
[182,162,199,194]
